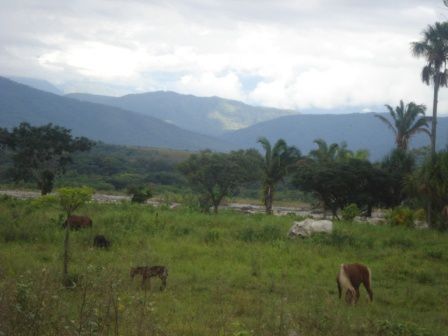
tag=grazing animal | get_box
[289,218,333,238]
[93,235,110,249]
[63,215,92,230]
[130,266,168,290]
[336,263,373,304]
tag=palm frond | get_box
[374,114,397,135]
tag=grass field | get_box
[0,197,447,336]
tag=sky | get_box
[1,0,448,113]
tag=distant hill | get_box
[0,77,233,151]
[8,76,63,95]
[66,91,296,136]
[222,113,448,161]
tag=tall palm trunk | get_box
[428,74,440,226]
[431,73,440,156]
[264,185,274,215]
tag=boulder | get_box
[288,218,333,238]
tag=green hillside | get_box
[67,91,295,136]
[0,77,232,151]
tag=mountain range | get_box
[0,77,231,151]
[66,92,295,136]
[2,75,448,160]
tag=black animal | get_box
[93,235,110,249]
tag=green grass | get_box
[0,198,447,335]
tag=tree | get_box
[375,100,429,151]
[0,123,93,194]
[381,149,416,206]
[405,151,448,229]
[35,187,93,285]
[309,139,369,163]
[257,137,301,214]
[309,139,339,163]
[294,159,392,218]
[411,22,448,155]
[178,149,262,213]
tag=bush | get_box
[127,186,152,203]
[386,207,416,228]
[341,203,361,221]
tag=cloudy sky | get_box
[1,0,448,112]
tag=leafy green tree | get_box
[294,159,392,218]
[257,137,301,214]
[178,149,262,213]
[1,123,93,194]
[406,151,448,229]
[412,22,448,155]
[36,187,93,285]
[381,149,416,206]
[375,100,429,151]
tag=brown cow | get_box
[63,215,92,230]
[130,265,168,290]
[336,263,373,304]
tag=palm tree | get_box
[309,139,339,163]
[411,22,448,155]
[374,100,429,151]
[257,137,300,214]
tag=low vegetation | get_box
[0,197,447,335]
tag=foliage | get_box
[258,137,301,214]
[386,207,417,228]
[341,203,361,221]
[36,186,94,217]
[411,21,448,154]
[308,139,369,163]
[178,149,262,213]
[381,149,416,206]
[375,100,429,151]
[294,158,393,217]
[34,187,93,285]
[405,150,448,229]
[127,185,153,203]
[0,122,93,194]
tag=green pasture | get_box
[0,198,447,335]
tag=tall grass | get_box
[0,198,447,335]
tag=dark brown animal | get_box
[93,235,110,249]
[130,265,168,290]
[63,215,92,230]
[336,263,373,304]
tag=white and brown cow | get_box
[336,263,373,304]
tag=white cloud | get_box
[0,0,446,112]
[174,72,244,100]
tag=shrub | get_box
[127,186,152,203]
[341,203,361,221]
[386,207,416,228]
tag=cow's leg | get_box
[354,286,360,303]
[337,277,342,299]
